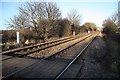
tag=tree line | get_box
[102,12,120,42]
[5,2,97,44]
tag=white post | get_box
[88,30,90,33]
[73,31,75,36]
[16,32,20,47]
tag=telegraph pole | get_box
[118,1,120,27]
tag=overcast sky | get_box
[0,0,119,30]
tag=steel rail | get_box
[43,34,93,60]
[1,36,74,55]
[19,34,90,57]
[54,34,97,80]
[2,33,88,59]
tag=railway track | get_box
[2,36,73,55]
[43,33,95,60]
[54,34,97,79]
[1,33,89,61]
[27,33,94,59]
[2,32,98,79]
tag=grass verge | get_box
[103,35,120,74]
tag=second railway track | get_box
[2,32,92,61]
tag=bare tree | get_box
[82,22,97,31]
[7,2,61,32]
[102,19,117,35]
[43,2,61,33]
[67,9,81,26]
[38,2,61,41]
[18,2,42,33]
[45,2,61,20]
[7,2,62,42]
[67,9,81,34]
[109,12,118,24]
[7,13,29,30]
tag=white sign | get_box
[17,32,20,44]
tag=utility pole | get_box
[118,1,120,27]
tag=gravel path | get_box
[76,34,119,78]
